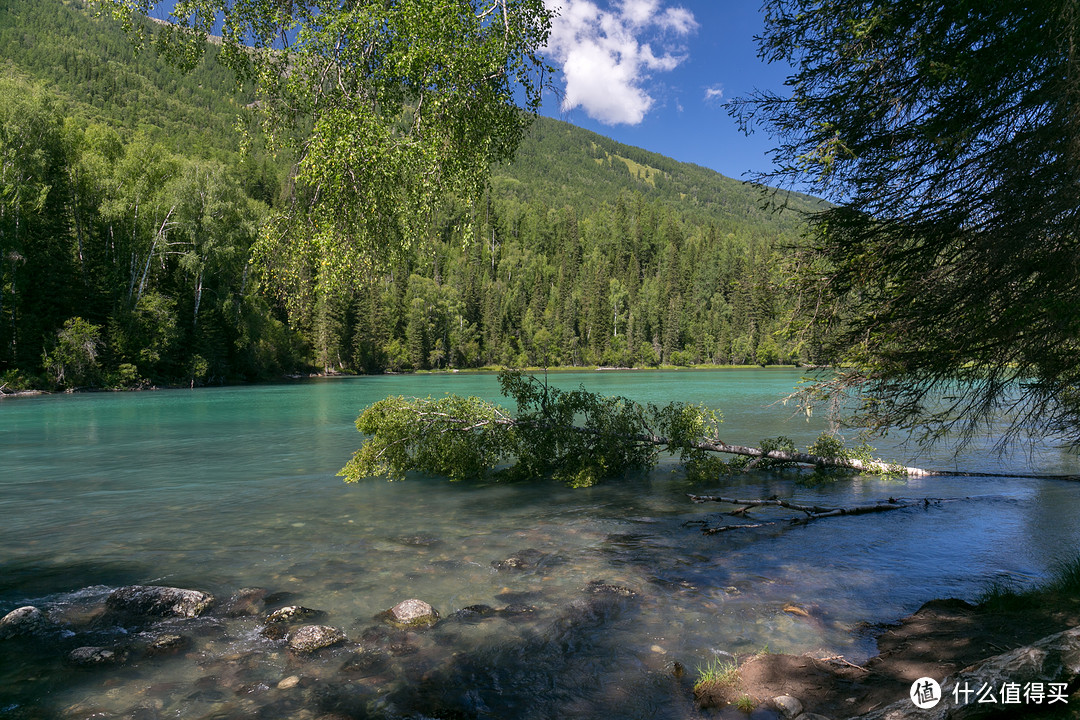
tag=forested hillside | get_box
[0,0,823,389]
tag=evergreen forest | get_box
[0,0,824,389]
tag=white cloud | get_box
[704,84,724,103]
[544,0,698,125]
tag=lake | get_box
[3,369,1080,719]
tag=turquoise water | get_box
[2,369,1080,719]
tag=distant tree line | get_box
[295,190,811,374]
[0,77,303,389]
[0,0,824,389]
[0,75,819,389]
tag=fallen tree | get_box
[340,371,931,486]
[686,494,948,534]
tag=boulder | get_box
[383,599,439,629]
[0,606,51,639]
[772,695,804,719]
[106,585,214,618]
[287,624,346,653]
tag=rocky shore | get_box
[696,594,1080,719]
[3,565,1079,720]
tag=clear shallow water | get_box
[2,369,1080,719]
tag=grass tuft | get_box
[734,694,756,713]
[977,553,1080,612]
[1047,555,1080,595]
[693,657,739,693]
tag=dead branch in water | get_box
[688,494,946,534]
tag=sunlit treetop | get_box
[96,0,553,302]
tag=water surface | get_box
[2,370,1079,719]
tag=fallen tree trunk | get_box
[684,439,933,476]
[688,494,924,518]
[851,625,1080,720]
[686,494,943,533]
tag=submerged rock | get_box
[69,645,129,666]
[106,585,214,618]
[138,631,190,656]
[260,623,289,641]
[393,534,442,547]
[382,599,439,629]
[265,605,327,624]
[340,648,390,676]
[584,580,638,598]
[491,548,545,571]
[222,587,269,617]
[0,605,51,639]
[448,604,496,621]
[498,603,538,616]
[287,624,347,653]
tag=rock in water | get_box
[139,632,190,656]
[383,599,439,629]
[106,585,214,618]
[69,646,129,666]
[222,587,268,617]
[584,580,638,597]
[265,605,326,624]
[287,625,346,653]
[340,648,390,676]
[0,606,51,639]
[491,548,544,571]
[448,604,496,621]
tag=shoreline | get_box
[696,576,1080,718]
[0,364,820,398]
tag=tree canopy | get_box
[97,0,552,304]
[0,0,825,388]
[734,0,1080,448]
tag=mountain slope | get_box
[0,0,825,386]
[498,116,819,233]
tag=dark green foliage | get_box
[42,317,103,388]
[498,372,660,486]
[1,0,825,385]
[0,75,304,388]
[978,554,1080,613]
[735,0,1080,447]
[0,0,253,162]
[341,371,722,486]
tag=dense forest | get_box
[0,0,824,389]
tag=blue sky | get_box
[143,0,789,183]
[538,0,792,182]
